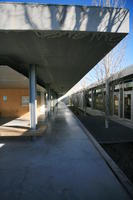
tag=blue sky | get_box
[0,0,93,5]
[124,0,133,67]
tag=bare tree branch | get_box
[90,0,127,128]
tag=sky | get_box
[0,0,132,94]
[125,0,133,67]
[0,0,98,4]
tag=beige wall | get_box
[0,88,29,117]
[0,88,45,118]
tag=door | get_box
[113,93,119,116]
[124,91,132,120]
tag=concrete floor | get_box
[0,111,47,136]
[0,103,131,200]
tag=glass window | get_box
[21,96,29,106]
[124,94,131,120]
[114,95,119,116]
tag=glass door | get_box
[114,93,119,116]
[124,92,131,120]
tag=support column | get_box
[69,96,71,106]
[40,91,45,114]
[29,64,37,130]
[91,89,94,109]
[119,86,123,118]
[105,78,110,128]
[83,90,86,115]
[51,94,53,111]
[52,91,55,112]
[47,85,51,116]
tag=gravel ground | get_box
[69,106,133,183]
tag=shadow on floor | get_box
[0,114,48,139]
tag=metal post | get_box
[29,64,37,130]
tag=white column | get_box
[29,64,37,130]
[91,89,94,109]
[105,78,110,128]
[47,86,51,115]
[40,91,45,114]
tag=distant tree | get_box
[90,0,127,128]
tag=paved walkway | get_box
[0,103,132,200]
[0,112,47,137]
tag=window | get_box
[21,96,29,106]
[3,96,7,102]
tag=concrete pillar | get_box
[69,96,71,106]
[82,91,84,110]
[54,95,56,108]
[45,93,48,112]
[51,90,55,110]
[105,79,110,128]
[51,95,53,110]
[91,89,94,109]
[110,84,114,116]
[54,93,57,112]
[119,87,123,118]
[40,91,45,114]
[29,64,37,130]
[47,85,51,115]
[52,93,56,109]
[83,90,86,114]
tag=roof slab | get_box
[0,65,45,92]
[0,3,129,96]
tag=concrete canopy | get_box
[0,65,46,92]
[0,3,129,96]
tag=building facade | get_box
[69,65,133,122]
[0,66,46,118]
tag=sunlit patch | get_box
[40,105,46,114]
[0,144,5,148]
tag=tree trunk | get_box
[83,90,86,115]
[105,78,110,128]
